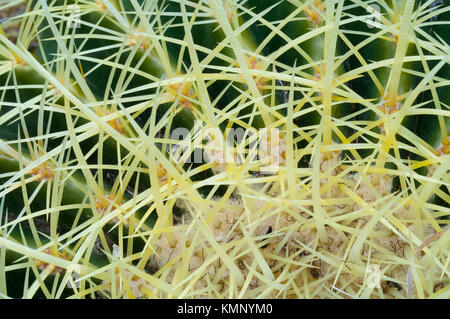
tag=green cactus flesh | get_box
[0,0,449,298]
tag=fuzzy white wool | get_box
[110,151,442,298]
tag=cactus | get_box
[0,0,449,299]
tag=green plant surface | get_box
[0,0,449,299]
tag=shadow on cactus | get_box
[0,0,449,299]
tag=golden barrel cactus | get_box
[0,0,449,299]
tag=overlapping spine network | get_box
[0,0,449,299]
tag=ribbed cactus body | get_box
[0,0,449,299]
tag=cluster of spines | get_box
[0,0,448,298]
